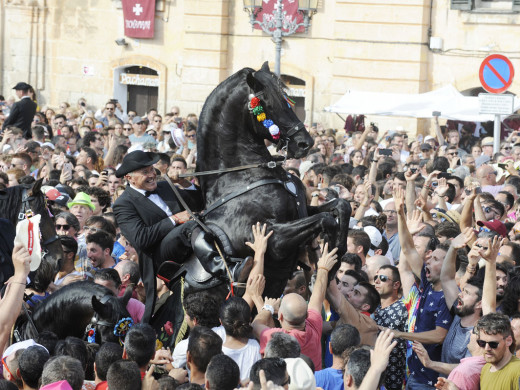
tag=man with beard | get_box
[437,233,490,364]
[477,313,520,389]
[495,262,509,310]
[392,187,452,389]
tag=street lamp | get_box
[243,0,318,76]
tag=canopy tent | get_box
[324,85,520,122]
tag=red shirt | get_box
[259,308,323,370]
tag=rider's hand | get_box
[172,211,190,225]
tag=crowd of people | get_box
[1,81,520,390]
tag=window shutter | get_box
[451,0,472,10]
[514,0,520,11]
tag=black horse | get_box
[192,62,351,297]
[18,281,132,344]
[0,179,63,284]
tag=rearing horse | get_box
[196,62,351,297]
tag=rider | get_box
[113,150,251,321]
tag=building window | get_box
[451,0,520,11]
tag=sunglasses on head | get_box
[56,224,70,230]
[476,339,503,349]
[2,356,13,378]
[374,274,393,283]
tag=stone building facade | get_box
[1,0,520,134]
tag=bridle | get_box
[84,294,134,345]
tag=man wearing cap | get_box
[67,192,95,233]
[420,143,433,160]
[129,116,155,146]
[113,151,248,322]
[481,137,494,157]
[1,82,37,139]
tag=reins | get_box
[178,160,282,178]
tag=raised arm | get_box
[243,223,273,309]
[478,236,503,315]
[405,170,420,216]
[440,233,468,309]
[0,244,31,355]
[395,186,423,280]
[358,329,398,390]
[309,243,338,313]
[354,181,373,220]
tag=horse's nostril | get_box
[298,142,310,150]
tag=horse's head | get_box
[27,179,63,273]
[246,62,314,159]
[90,287,133,344]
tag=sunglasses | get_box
[2,356,13,378]
[187,134,196,139]
[502,146,512,150]
[374,274,393,283]
[56,224,71,230]
[476,339,503,349]
[281,376,291,386]
[123,127,132,131]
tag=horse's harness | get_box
[84,294,134,345]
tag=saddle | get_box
[158,223,250,294]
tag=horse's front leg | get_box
[262,212,340,297]
[307,198,352,257]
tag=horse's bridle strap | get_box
[42,235,60,247]
[178,160,282,178]
[203,178,286,216]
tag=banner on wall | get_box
[122,0,156,38]
[254,0,305,33]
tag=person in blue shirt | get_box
[316,324,360,390]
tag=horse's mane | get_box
[31,282,121,326]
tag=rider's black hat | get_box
[115,150,160,178]
[12,82,32,91]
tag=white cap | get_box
[2,339,48,359]
[364,225,383,257]
[284,358,316,390]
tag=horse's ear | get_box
[30,178,44,196]
[120,285,133,307]
[92,295,110,317]
[246,72,264,93]
[260,61,270,73]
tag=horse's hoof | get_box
[232,256,254,284]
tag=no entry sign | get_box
[479,54,515,94]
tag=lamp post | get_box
[243,0,318,76]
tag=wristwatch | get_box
[262,304,274,315]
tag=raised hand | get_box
[245,222,273,255]
[393,185,405,213]
[436,178,449,197]
[478,235,504,263]
[450,231,471,250]
[370,328,398,373]
[317,243,338,272]
[407,209,425,235]
[246,274,266,298]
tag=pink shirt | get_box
[126,298,145,323]
[448,355,486,390]
[259,309,323,370]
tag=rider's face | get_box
[126,166,157,191]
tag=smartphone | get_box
[379,149,393,156]
[498,163,508,169]
[438,172,450,179]
[432,111,441,117]
[410,168,417,174]
[475,187,482,194]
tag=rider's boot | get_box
[192,230,253,283]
